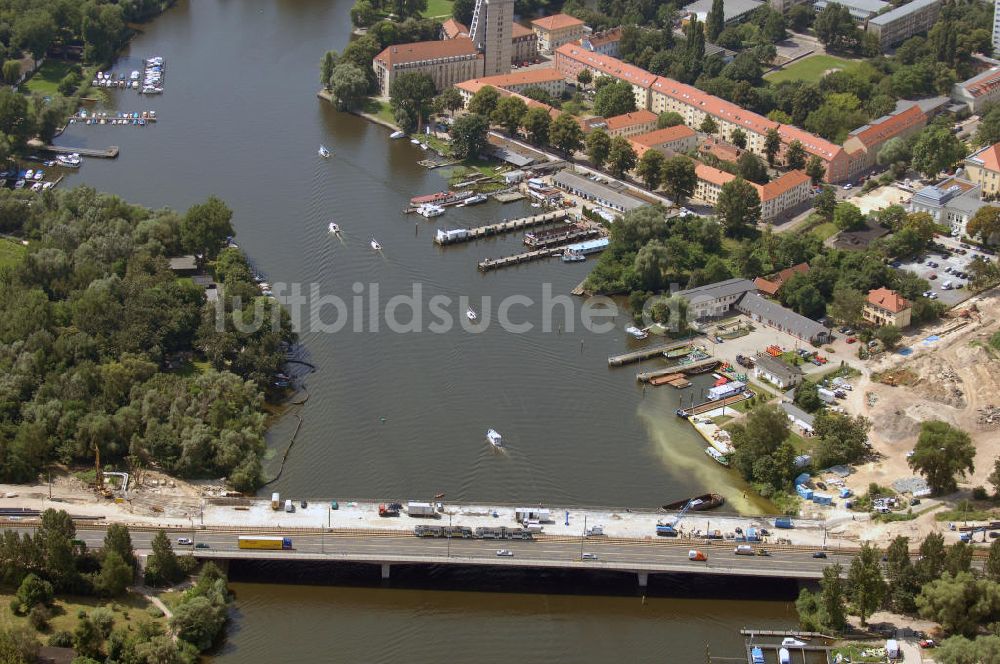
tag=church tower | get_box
[468,0,514,77]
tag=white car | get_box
[582,553,598,560]
[495,549,513,557]
[842,183,853,190]
[176,537,193,545]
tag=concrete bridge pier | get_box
[381,563,391,581]
[637,572,649,588]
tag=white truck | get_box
[407,501,437,517]
[271,492,281,510]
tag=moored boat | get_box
[417,203,445,218]
[664,346,692,358]
[661,493,725,512]
[370,237,381,251]
[705,447,730,466]
[625,326,648,340]
[683,360,719,375]
[467,307,477,321]
[561,248,585,262]
[390,130,406,139]
[462,193,488,206]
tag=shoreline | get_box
[316,90,402,132]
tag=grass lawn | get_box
[785,430,811,454]
[421,0,454,18]
[0,590,167,639]
[24,60,76,96]
[0,238,27,269]
[809,221,839,241]
[765,54,859,84]
[831,644,888,663]
[361,97,398,128]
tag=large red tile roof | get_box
[532,13,585,31]
[375,37,479,67]
[757,170,811,202]
[603,110,658,131]
[512,22,534,38]
[631,125,697,146]
[458,67,565,90]
[441,18,469,39]
[696,163,735,187]
[848,104,926,149]
[960,66,1000,98]
[969,142,1000,171]
[867,287,910,313]
[555,43,659,89]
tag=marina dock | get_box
[636,357,719,382]
[477,248,561,271]
[42,144,119,159]
[650,373,690,388]
[608,340,697,367]
[681,391,752,417]
[434,210,569,245]
[524,225,601,249]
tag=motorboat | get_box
[781,638,807,647]
[410,138,421,145]
[467,307,477,321]
[370,237,382,251]
[562,248,585,262]
[390,130,406,139]
[705,447,729,466]
[486,429,503,448]
[625,326,648,340]
[318,145,331,158]
[417,204,445,218]
[462,193,488,206]
[328,222,340,234]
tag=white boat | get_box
[328,222,340,234]
[370,237,382,251]
[390,130,406,139]
[625,326,648,340]
[463,194,488,206]
[467,307,477,321]
[705,447,730,466]
[318,145,331,158]
[418,204,445,218]
[486,429,503,448]
[562,248,585,263]
[530,202,542,208]
[781,638,807,647]
[410,138,421,145]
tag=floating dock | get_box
[434,210,569,245]
[524,225,601,249]
[636,357,719,383]
[679,391,752,417]
[42,144,119,159]
[493,191,525,203]
[477,248,561,271]
[649,373,691,388]
[608,340,695,367]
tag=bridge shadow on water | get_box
[226,560,806,601]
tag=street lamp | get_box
[580,515,587,559]
[448,513,452,558]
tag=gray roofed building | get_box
[491,146,535,167]
[672,278,756,319]
[780,401,816,432]
[552,170,648,212]
[865,0,941,49]
[908,175,985,237]
[753,353,804,389]
[168,255,198,273]
[683,0,764,24]
[736,292,831,344]
[813,0,888,22]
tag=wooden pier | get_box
[477,248,561,272]
[524,226,601,249]
[41,144,119,159]
[608,340,695,367]
[434,211,569,245]
[681,391,751,417]
[636,357,719,383]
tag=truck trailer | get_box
[238,536,293,550]
[406,501,438,517]
[271,492,280,510]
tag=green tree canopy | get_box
[491,96,528,135]
[908,420,976,494]
[586,129,612,170]
[389,72,437,132]
[593,80,638,117]
[847,543,886,625]
[607,136,638,178]
[549,113,584,155]
[521,107,551,146]
[717,177,762,236]
[449,112,489,160]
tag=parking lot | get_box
[891,236,994,307]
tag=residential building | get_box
[684,0,764,25]
[908,175,985,237]
[995,0,1000,54]
[735,292,831,343]
[168,255,198,275]
[531,13,586,54]
[578,28,623,57]
[552,170,648,212]
[553,43,659,109]
[603,110,659,137]
[780,401,815,434]
[694,164,811,221]
[753,353,804,389]
[373,39,482,97]
[753,262,810,297]
[865,0,941,49]
[453,67,566,101]
[441,18,469,39]
[813,0,888,21]
[842,103,928,179]
[442,18,537,65]
[952,66,1000,114]
[863,287,912,328]
[672,278,757,319]
[694,163,733,206]
[629,125,698,158]
[964,142,1000,197]
[469,0,516,77]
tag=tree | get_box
[814,3,858,51]
[452,0,475,24]
[633,240,670,290]
[785,140,806,170]
[728,404,792,488]
[763,128,781,166]
[908,420,976,494]
[916,532,947,585]
[328,63,369,111]
[885,536,919,612]
[389,72,436,132]
[14,10,56,65]
[875,324,902,349]
[916,572,1000,636]
[593,80,637,117]
[491,96,528,135]
[320,51,338,89]
[833,202,866,231]
[392,0,427,18]
[805,155,826,184]
[737,151,769,185]
[171,596,226,651]
[433,87,464,117]
[936,635,1000,664]
[828,287,865,325]
[576,69,593,88]
[987,539,1000,582]
[661,156,697,204]
[788,4,815,31]
[549,113,584,155]
[848,543,886,626]
[989,456,1000,497]
[350,0,377,27]
[144,531,181,587]
[521,107,551,146]
[636,150,666,190]
[794,381,822,413]
[14,574,53,614]
[717,177,762,236]
[815,186,836,218]
[911,126,965,178]
[607,136,638,178]
[820,564,848,632]
[2,60,20,85]
[763,10,787,43]
[877,137,911,167]
[37,509,78,591]
[586,129,612,170]
[93,552,132,598]
[813,412,872,467]
[700,115,718,134]
[181,196,234,260]
[968,206,1000,245]
[658,112,685,129]
[945,541,973,577]
[73,616,104,660]
[449,113,489,160]
[706,0,725,42]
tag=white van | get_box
[942,280,952,290]
[284,499,294,513]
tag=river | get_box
[56,0,799,660]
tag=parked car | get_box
[929,274,937,280]
[919,640,936,649]
[688,550,707,561]
[582,553,598,560]
[846,337,857,344]
[842,183,853,190]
